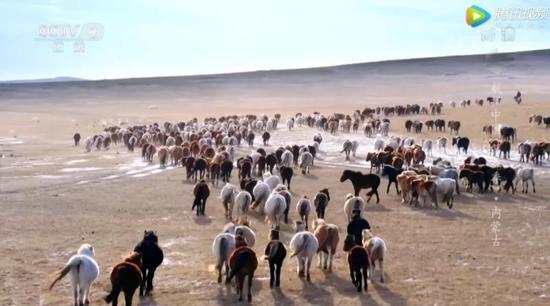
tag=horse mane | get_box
[124,252,142,266]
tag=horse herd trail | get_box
[1,125,548,195]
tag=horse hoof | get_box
[238,297,243,302]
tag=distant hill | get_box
[0,49,549,103]
[0,76,86,84]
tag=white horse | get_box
[235,190,252,221]
[296,196,312,229]
[251,181,271,214]
[351,140,359,157]
[422,139,433,157]
[220,183,237,220]
[263,173,282,191]
[290,221,319,282]
[437,137,447,153]
[85,137,93,152]
[344,194,365,222]
[298,152,313,174]
[515,168,535,193]
[264,193,287,229]
[434,177,456,209]
[280,150,293,168]
[224,222,256,247]
[212,233,236,283]
[362,229,387,283]
[49,244,99,306]
[374,138,384,151]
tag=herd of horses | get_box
[51,96,549,304]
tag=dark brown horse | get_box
[343,235,369,292]
[73,133,81,146]
[340,170,380,203]
[226,236,258,302]
[193,180,210,216]
[104,252,143,306]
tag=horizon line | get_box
[2,47,549,84]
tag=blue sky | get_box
[1,0,549,80]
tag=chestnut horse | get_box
[343,235,370,292]
[104,252,143,306]
[226,236,258,302]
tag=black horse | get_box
[265,153,277,174]
[279,166,293,190]
[313,188,330,219]
[452,137,470,154]
[221,160,233,183]
[381,164,402,194]
[340,170,380,203]
[193,179,210,216]
[263,230,287,288]
[134,231,164,297]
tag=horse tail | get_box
[104,285,119,303]
[218,237,228,267]
[326,226,335,251]
[49,256,80,290]
[227,251,250,282]
[290,234,309,258]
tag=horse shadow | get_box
[414,206,478,221]
[270,288,296,306]
[138,295,158,306]
[303,174,319,180]
[329,274,380,305]
[365,203,393,212]
[193,215,213,225]
[372,282,407,305]
[214,278,264,304]
[298,279,335,306]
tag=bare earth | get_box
[1,50,549,306]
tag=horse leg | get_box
[324,250,329,270]
[317,251,322,267]
[374,189,380,203]
[386,182,391,194]
[139,267,147,296]
[201,199,207,215]
[355,269,362,292]
[78,287,86,306]
[349,266,356,288]
[247,272,254,302]
[269,261,275,288]
[146,267,156,294]
[379,259,385,283]
[363,265,369,291]
[328,249,334,272]
[275,262,282,287]
[237,275,244,302]
[73,286,78,306]
[306,256,312,282]
[298,257,304,277]
[532,178,536,193]
[124,288,136,306]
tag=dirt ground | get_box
[1,54,550,306]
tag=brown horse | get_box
[343,235,370,292]
[226,236,258,302]
[104,252,143,306]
